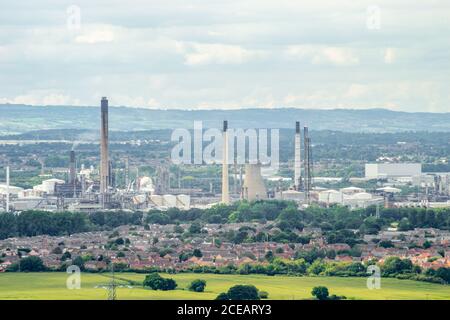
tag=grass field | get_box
[0,272,448,300]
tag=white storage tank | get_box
[36,179,65,194]
[176,194,190,209]
[163,194,177,207]
[150,195,164,206]
[318,190,343,204]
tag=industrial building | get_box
[365,163,422,179]
[317,187,384,209]
[7,102,445,213]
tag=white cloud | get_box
[184,43,263,66]
[345,84,368,99]
[384,48,396,64]
[286,45,359,66]
[0,1,449,112]
[75,25,115,44]
[0,90,79,106]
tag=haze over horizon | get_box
[0,1,449,112]
[1,103,450,115]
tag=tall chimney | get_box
[294,121,301,191]
[69,150,76,184]
[221,120,230,204]
[6,166,10,212]
[100,97,109,195]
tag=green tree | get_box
[72,256,85,270]
[143,273,177,291]
[13,256,46,272]
[193,249,203,258]
[379,240,394,248]
[215,292,230,300]
[61,251,72,261]
[264,250,274,262]
[226,285,260,300]
[188,279,207,292]
[422,240,432,249]
[174,225,184,234]
[311,286,329,300]
[189,222,202,234]
[307,260,326,275]
[382,257,413,275]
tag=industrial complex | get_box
[1,98,450,213]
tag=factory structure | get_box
[365,163,422,179]
[1,99,450,213]
[0,97,195,212]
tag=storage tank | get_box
[132,194,146,205]
[0,184,23,195]
[280,190,305,201]
[39,179,65,194]
[318,190,343,204]
[149,195,164,206]
[176,194,191,209]
[340,186,365,195]
[163,194,177,207]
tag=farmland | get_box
[0,273,448,300]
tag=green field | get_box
[0,272,448,300]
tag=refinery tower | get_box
[100,97,109,196]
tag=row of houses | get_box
[1,224,449,272]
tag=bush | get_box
[225,285,260,300]
[311,286,329,300]
[215,292,229,300]
[328,294,347,300]
[382,257,413,275]
[143,273,177,291]
[188,279,206,292]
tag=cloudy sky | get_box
[0,1,449,112]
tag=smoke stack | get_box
[294,121,301,190]
[6,166,9,212]
[100,97,110,195]
[69,150,76,184]
[222,120,230,204]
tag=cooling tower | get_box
[100,97,109,194]
[69,150,76,184]
[294,121,301,190]
[221,120,230,204]
[242,163,267,201]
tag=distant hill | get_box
[1,104,449,134]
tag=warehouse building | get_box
[365,163,422,179]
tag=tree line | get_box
[1,202,449,241]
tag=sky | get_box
[0,1,449,112]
